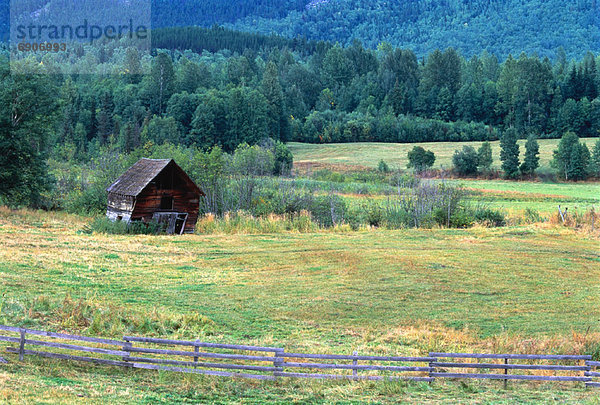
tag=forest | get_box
[1,26,600,210]
[1,0,600,57]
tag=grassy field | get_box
[450,179,600,214]
[1,209,599,403]
[289,138,600,171]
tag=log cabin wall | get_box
[131,186,199,233]
[130,165,200,233]
[106,194,136,222]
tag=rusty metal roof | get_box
[106,158,202,197]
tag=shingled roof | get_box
[106,158,202,197]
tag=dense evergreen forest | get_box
[2,26,600,153]
[1,0,600,57]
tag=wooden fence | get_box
[0,325,598,388]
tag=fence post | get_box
[352,351,358,381]
[194,339,199,368]
[274,348,284,379]
[428,356,435,385]
[18,328,26,362]
[504,358,509,389]
[122,338,132,367]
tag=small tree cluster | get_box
[552,132,593,181]
[498,129,540,179]
[452,141,494,176]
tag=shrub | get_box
[363,201,384,227]
[378,159,390,173]
[310,194,347,227]
[311,169,346,183]
[65,185,107,215]
[407,146,436,172]
[449,209,475,228]
[83,217,165,235]
[452,146,479,176]
[473,207,506,227]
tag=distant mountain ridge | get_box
[1,0,599,58]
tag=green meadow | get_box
[0,209,599,403]
[289,138,599,171]
[2,139,600,404]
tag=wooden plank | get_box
[131,362,276,380]
[24,339,128,357]
[283,353,436,362]
[430,372,592,382]
[587,361,600,367]
[123,336,280,352]
[0,357,7,364]
[586,382,600,388]
[585,371,600,377]
[282,362,432,372]
[0,335,21,344]
[274,372,433,382]
[6,348,131,367]
[128,356,277,372]
[0,326,21,333]
[430,353,591,360]
[431,362,590,371]
[0,326,122,346]
[25,329,123,346]
[126,346,276,362]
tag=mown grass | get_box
[1,208,600,402]
[289,138,599,171]
[1,357,599,404]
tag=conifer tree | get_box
[520,135,540,176]
[500,128,520,179]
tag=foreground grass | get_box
[1,209,599,402]
[1,357,599,404]
[289,138,599,171]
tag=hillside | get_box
[230,0,600,58]
[1,0,600,57]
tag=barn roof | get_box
[106,158,202,197]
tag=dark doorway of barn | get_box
[153,212,189,235]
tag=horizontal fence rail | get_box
[0,325,598,388]
[587,361,600,388]
[430,352,593,387]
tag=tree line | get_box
[2,31,600,207]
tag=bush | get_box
[378,160,390,173]
[407,146,436,172]
[65,185,107,215]
[363,201,384,227]
[453,146,480,176]
[310,194,347,227]
[473,207,506,227]
[311,169,346,183]
[449,209,475,228]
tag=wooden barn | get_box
[106,158,204,234]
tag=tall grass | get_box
[195,211,318,234]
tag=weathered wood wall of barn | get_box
[106,194,136,222]
[131,187,199,233]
